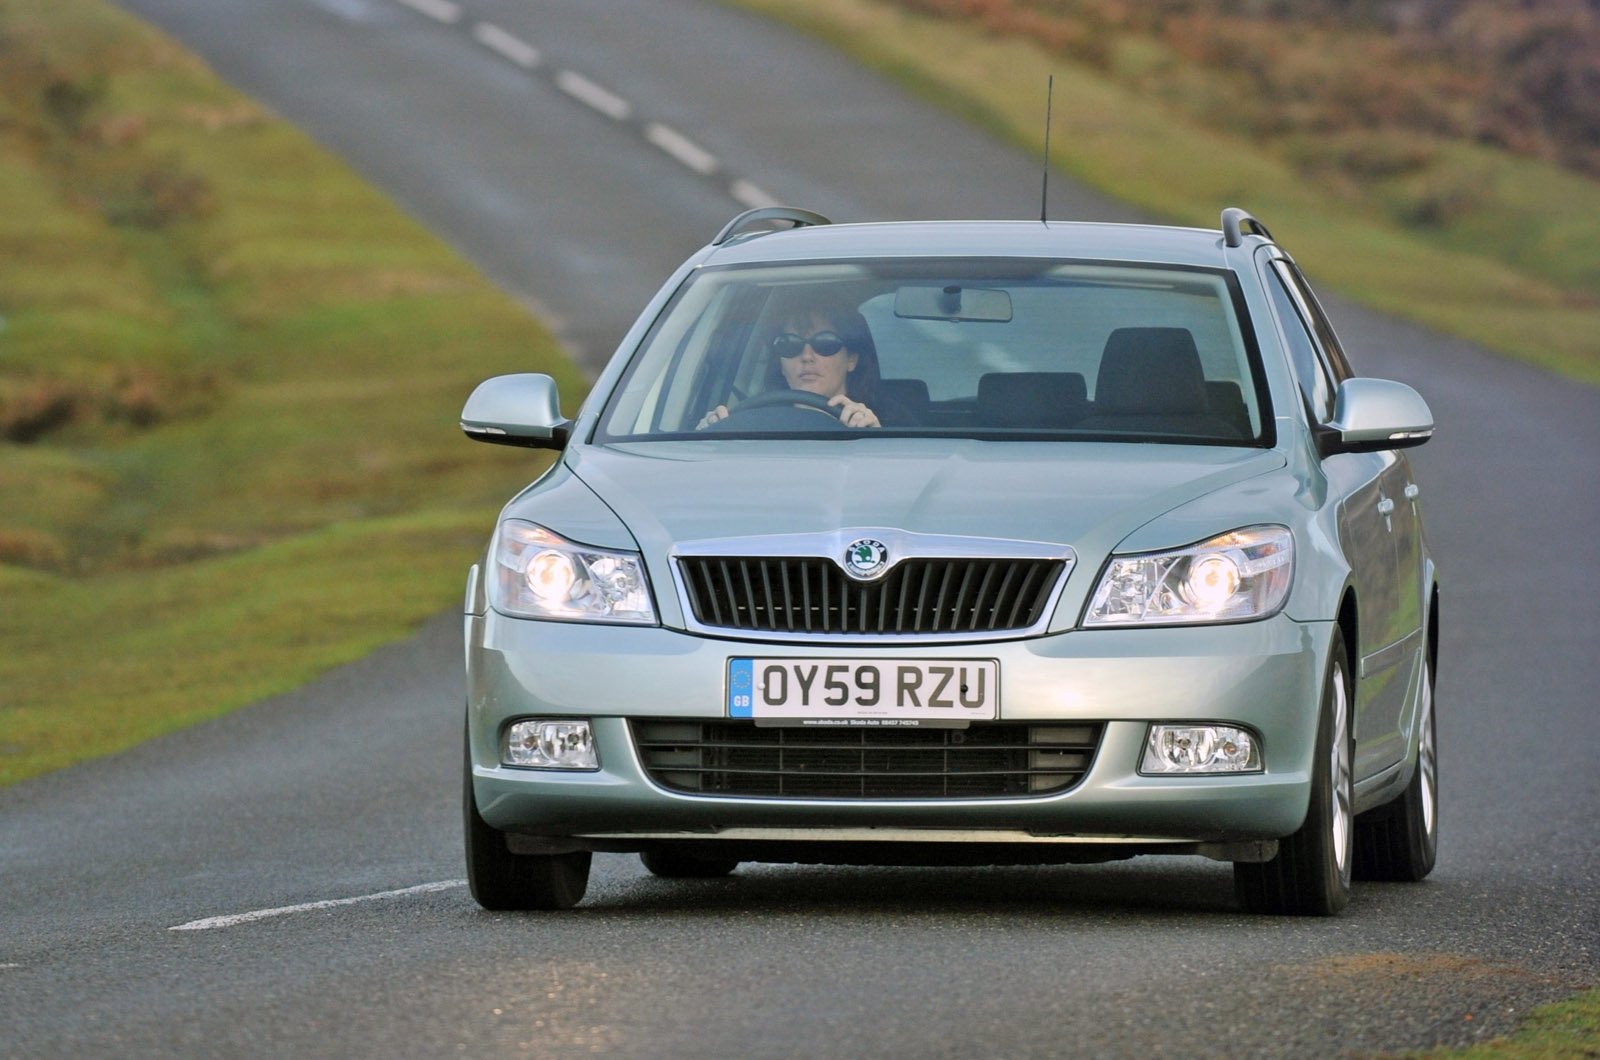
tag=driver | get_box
[697,298,885,429]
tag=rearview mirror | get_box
[1320,377,1433,455]
[460,373,571,450]
[894,284,1012,323]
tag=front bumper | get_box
[466,610,1334,848]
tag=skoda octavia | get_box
[460,207,1440,915]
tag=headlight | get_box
[491,520,656,624]
[1084,525,1292,627]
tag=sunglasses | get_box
[771,331,847,359]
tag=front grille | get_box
[676,557,1064,635]
[632,721,1100,799]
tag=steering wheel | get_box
[699,389,845,432]
[730,389,842,417]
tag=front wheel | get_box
[1235,629,1354,916]
[1355,655,1438,881]
[464,728,591,911]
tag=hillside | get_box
[730,0,1600,381]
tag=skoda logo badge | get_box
[843,538,889,581]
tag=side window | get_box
[1279,262,1354,381]
[1265,265,1336,423]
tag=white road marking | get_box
[730,179,781,209]
[169,880,466,932]
[307,0,376,22]
[645,123,719,176]
[392,0,461,23]
[391,0,781,215]
[473,21,541,69]
[556,70,632,121]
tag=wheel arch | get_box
[1427,581,1440,679]
[1336,588,1359,678]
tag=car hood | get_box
[557,439,1286,562]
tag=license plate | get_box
[727,658,999,727]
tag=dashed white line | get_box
[390,0,777,211]
[556,70,632,121]
[645,123,719,176]
[392,0,461,24]
[169,880,466,932]
[473,21,541,69]
[730,179,781,209]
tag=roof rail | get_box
[1221,207,1275,248]
[712,206,832,246]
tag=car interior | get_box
[600,263,1270,444]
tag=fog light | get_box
[1141,724,1261,774]
[503,719,598,770]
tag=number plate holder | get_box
[727,658,999,728]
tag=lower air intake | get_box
[631,721,1100,799]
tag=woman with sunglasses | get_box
[698,299,886,429]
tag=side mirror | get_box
[1319,377,1433,456]
[460,373,571,450]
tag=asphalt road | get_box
[3,1,1596,1056]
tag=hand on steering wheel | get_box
[827,393,881,428]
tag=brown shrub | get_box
[0,379,82,444]
[0,369,221,443]
[1283,130,1438,180]
[881,0,1600,179]
[1401,167,1492,228]
[0,527,67,570]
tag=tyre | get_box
[1235,629,1354,916]
[1354,653,1438,881]
[463,727,591,911]
[640,847,740,879]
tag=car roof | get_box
[700,219,1249,270]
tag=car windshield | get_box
[596,258,1269,445]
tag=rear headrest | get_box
[1095,328,1208,415]
[877,377,930,411]
[1205,380,1252,437]
[977,372,1088,428]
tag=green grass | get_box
[0,512,496,782]
[0,0,581,785]
[720,0,1600,385]
[1399,985,1600,1059]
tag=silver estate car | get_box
[460,207,1440,916]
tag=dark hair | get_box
[763,292,880,402]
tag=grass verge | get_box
[720,0,1600,385]
[1400,985,1600,1059]
[0,0,580,786]
[0,512,492,781]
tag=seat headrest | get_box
[1095,328,1208,415]
[877,377,930,409]
[977,372,1088,428]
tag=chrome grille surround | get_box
[632,720,1102,800]
[671,529,1075,643]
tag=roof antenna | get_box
[1040,75,1054,224]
